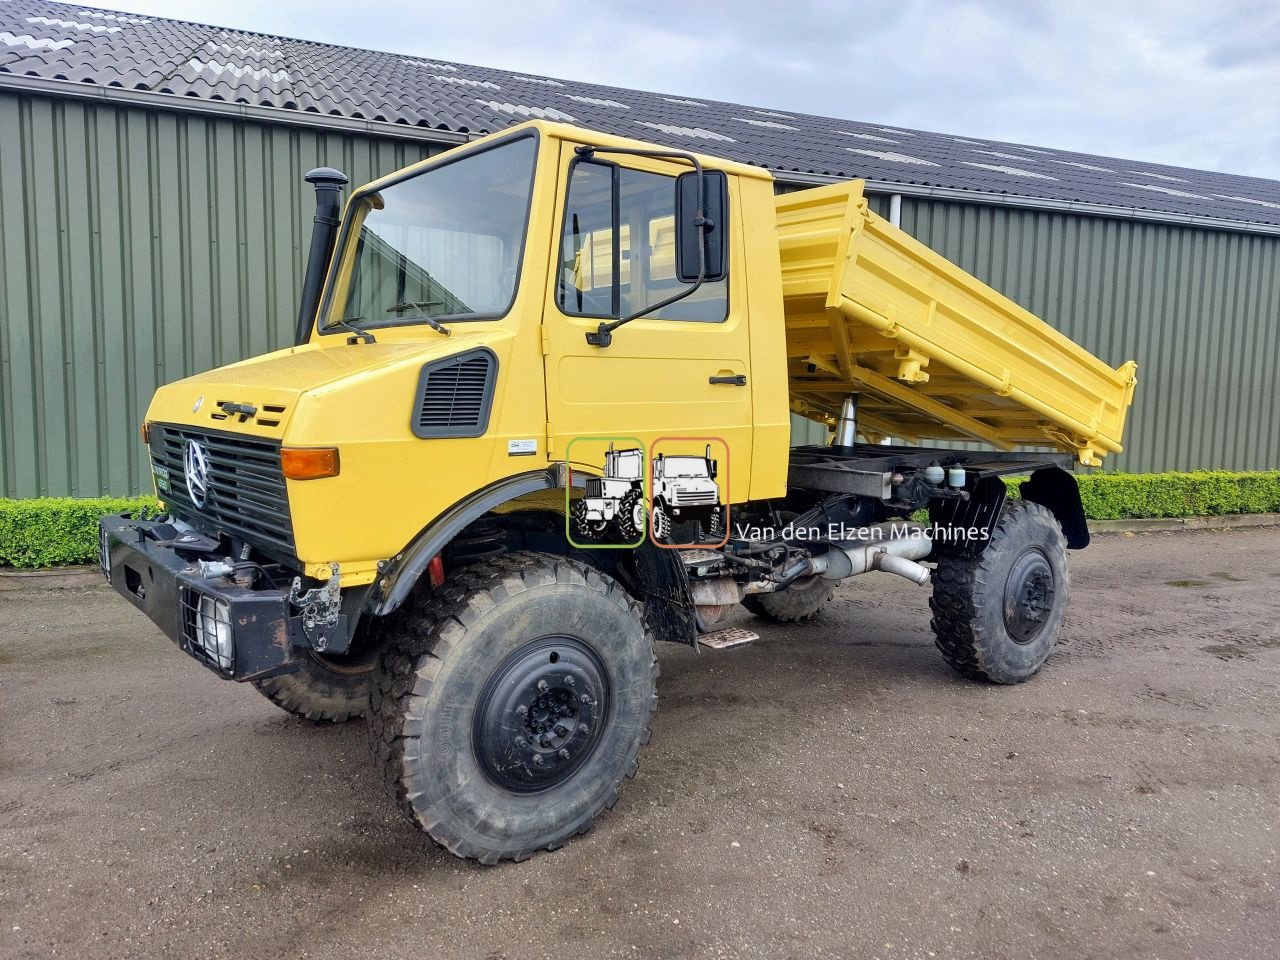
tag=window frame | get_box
[316,128,540,338]
[555,153,730,325]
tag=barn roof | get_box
[3,0,1279,230]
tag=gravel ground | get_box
[2,528,1278,960]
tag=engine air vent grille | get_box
[412,348,498,439]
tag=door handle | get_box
[709,374,747,386]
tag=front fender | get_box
[372,467,566,615]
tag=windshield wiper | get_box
[387,301,451,337]
[329,315,377,344]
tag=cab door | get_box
[541,139,754,493]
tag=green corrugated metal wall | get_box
[2,87,1277,497]
[893,198,1280,473]
[0,90,438,498]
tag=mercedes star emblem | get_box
[184,439,211,509]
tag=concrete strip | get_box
[1090,512,1280,534]
[0,565,103,591]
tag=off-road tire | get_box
[700,505,725,540]
[253,648,378,723]
[930,500,1069,684]
[367,551,658,864]
[611,488,645,542]
[742,575,835,623]
[651,500,672,541]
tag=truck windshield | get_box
[325,135,537,333]
[661,457,710,478]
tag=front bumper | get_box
[99,513,304,681]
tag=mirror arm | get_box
[576,145,708,348]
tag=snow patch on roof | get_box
[973,149,1039,162]
[76,9,149,23]
[835,130,898,144]
[634,121,735,142]
[753,109,795,119]
[511,76,563,87]
[0,30,74,50]
[400,58,456,71]
[1128,170,1188,183]
[433,75,500,90]
[662,96,704,106]
[475,99,575,121]
[187,58,291,84]
[846,148,939,167]
[26,15,121,34]
[1050,159,1115,173]
[565,94,628,109]
[734,117,797,131]
[206,40,282,60]
[1119,182,1206,199]
[879,127,915,136]
[1216,194,1280,210]
[963,162,1058,180]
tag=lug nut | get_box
[537,679,549,692]
[577,723,589,735]
[515,705,528,717]
[554,724,568,738]
[540,737,551,748]
[564,675,576,686]
[580,694,592,705]
[558,748,571,760]
[532,754,544,766]
[515,736,525,747]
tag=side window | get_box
[557,160,728,322]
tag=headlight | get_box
[195,595,233,671]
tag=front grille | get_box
[151,424,295,558]
[674,490,718,505]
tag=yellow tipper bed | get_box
[776,181,1138,466]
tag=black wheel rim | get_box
[473,636,611,793]
[1003,548,1056,644]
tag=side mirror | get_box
[675,170,728,284]
[708,459,718,479]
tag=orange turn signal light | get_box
[141,421,152,444]
[281,447,340,480]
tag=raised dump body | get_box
[776,182,1138,466]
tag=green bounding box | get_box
[0,496,160,569]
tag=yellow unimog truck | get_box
[100,121,1137,864]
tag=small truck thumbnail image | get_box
[650,444,725,542]
[571,443,647,543]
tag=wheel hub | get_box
[1003,549,1056,643]
[473,636,609,792]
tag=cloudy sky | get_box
[116,0,1280,180]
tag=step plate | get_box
[698,626,758,650]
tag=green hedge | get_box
[1005,470,1280,521]
[2,471,1279,568]
[0,496,159,569]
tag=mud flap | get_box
[1020,467,1090,549]
[631,540,698,646]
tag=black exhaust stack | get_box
[295,166,349,346]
